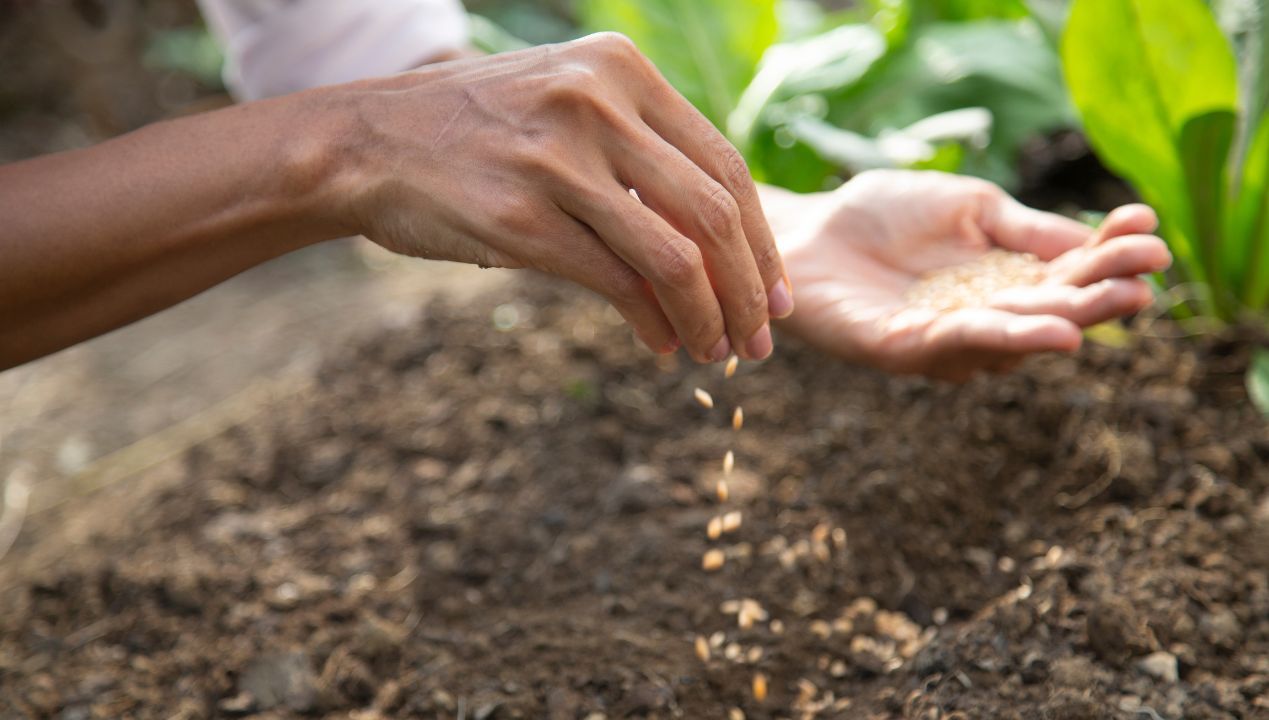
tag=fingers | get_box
[924,308,1083,360]
[989,278,1154,327]
[549,219,680,354]
[980,192,1093,260]
[635,81,792,320]
[1087,204,1159,246]
[616,129,775,360]
[1048,234,1173,287]
[560,182,732,363]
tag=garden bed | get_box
[1,277,1266,719]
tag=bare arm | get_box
[0,91,349,368]
[1,35,791,371]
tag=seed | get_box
[728,709,745,720]
[724,355,739,378]
[722,511,742,533]
[720,599,742,614]
[811,523,830,544]
[831,527,847,549]
[810,620,832,639]
[694,635,711,662]
[702,549,725,571]
[796,678,817,700]
[738,610,754,630]
[716,480,730,502]
[769,619,785,635]
[746,646,764,663]
[724,642,742,660]
[723,450,735,475]
[694,388,714,409]
[707,516,723,540]
[732,406,744,430]
[752,672,768,702]
[710,631,726,648]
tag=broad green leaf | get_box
[1179,110,1236,313]
[580,0,779,129]
[1237,117,1269,307]
[466,14,531,54]
[738,18,1071,189]
[1063,0,1239,290]
[1247,348,1269,416]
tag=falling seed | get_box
[694,388,714,409]
[769,619,785,635]
[724,642,742,661]
[716,480,730,502]
[746,646,764,663]
[722,511,742,534]
[732,407,744,430]
[831,527,847,549]
[723,450,735,475]
[728,708,745,720]
[695,635,711,663]
[724,355,739,378]
[702,549,726,571]
[738,610,754,630]
[811,523,830,544]
[752,673,768,702]
[710,631,726,648]
[707,516,723,540]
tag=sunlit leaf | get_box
[1247,348,1269,416]
[580,0,779,129]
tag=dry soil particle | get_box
[1,278,1266,719]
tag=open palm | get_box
[770,170,1172,381]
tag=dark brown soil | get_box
[1,279,1267,720]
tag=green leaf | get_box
[1247,348,1269,416]
[466,14,532,54]
[1062,0,1239,296]
[736,18,1071,189]
[1179,110,1236,313]
[1236,117,1269,308]
[580,0,779,129]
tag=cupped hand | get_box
[771,170,1172,381]
[331,33,792,362]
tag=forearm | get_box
[0,90,354,369]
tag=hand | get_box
[330,33,792,362]
[771,170,1172,381]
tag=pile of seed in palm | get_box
[904,249,1047,312]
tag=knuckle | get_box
[588,31,639,59]
[752,241,782,279]
[697,182,741,241]
[719,146,752,191]
[541,65,601,108]
[652,236,702,286]
[740,284,768,318]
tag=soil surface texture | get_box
[2,279,1267,720]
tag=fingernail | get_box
[745,323,773,360]
[708,335,731,363]
[768,278,795,318]
[662,335,681,354]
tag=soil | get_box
[1,279,1266,720]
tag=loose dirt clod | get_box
[725,355,739,378]
[702,549,726,572]
[723,451,735,475]
[752,673,768,702]
[695,635,711,663]
[732,407,744,431]
[694,388,714,409]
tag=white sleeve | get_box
[196,0,469,101]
